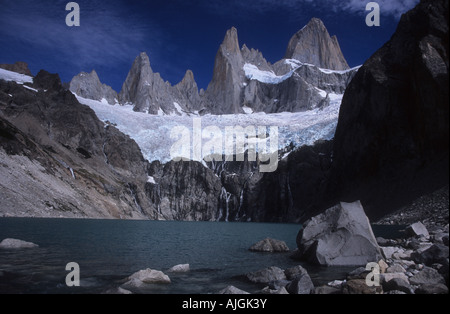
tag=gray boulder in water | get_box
[249,238,290,252]
[0,238,38,249]
[296,201,382,266]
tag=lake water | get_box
[0,218,399,294]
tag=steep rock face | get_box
[118,52,201,115]
[285,18,349,71]
[329,0,449,220]
[203,27,246,114]
[146,160,222,221]
[243,60,357,113]
[119,52,174,114]
[174,70,202,112]
[70,70,118,105]
[204,21,356,114]
[248,140,334,223]
[0,62,32,76]
[0,71,152,219]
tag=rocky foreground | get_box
[90,193,450,295]
[231,198,449,295]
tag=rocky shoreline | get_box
[227,190,449,295]
[1,186,448,294]
[106,213,449,295]
[94,197,450,295]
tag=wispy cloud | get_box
[0,0,162,68]
[202,0,419,19]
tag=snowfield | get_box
[0,68,33,85]
[0,68,343,165]
[76,94,342,164]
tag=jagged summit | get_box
[70,69,118,105]
[70,21,356,115]
[285,18,349,70]
[221,27,241,54]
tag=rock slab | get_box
[296,201,382,266]
[246,266,287,284]
[249,238,290,253]
[0,238,38,249]
[125,268,171,286]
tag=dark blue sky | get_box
[0,0,419,91]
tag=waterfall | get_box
[128,183,143,214]
[55,158,76,180]
[69,168,76,180]
[236,188,244,220]
[217,187,227,221]
[225,191,231,222]
[102,142,109,164]
[218,187,233,222]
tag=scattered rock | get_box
[249,238,289,253]
[315,285,342,294]
[124,268,171,287]
[381,247,401,260]
[411,244,449,266]
[382,278,413,294]
[268,280,290,291]
[378,260,389,274]
[431,232,448,244]
[376,237,397,247]
[347,267,369,280]
[296,201,382,266]
[343,279,383,294]
[167,264,190,273]
[385,290,407,294]
[218,286,250,294]
[409,267,446,286]
[387,264,407,274]
[284,265,309,281]
[327,280,346,289]
[261,286,289,295]
[246,266,286,284]
[0,238,38,249]
[380,273,410,284]
[285,273,315,295]
[406,222,430,238]
[103,287,133,294]
[415,284,449,295]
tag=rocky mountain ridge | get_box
[1,0,448,224]
[70,18,358,116]
[0,69,152,219]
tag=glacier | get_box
[0,68,343,165]
[76,94,342,164]
[0,68,33,85]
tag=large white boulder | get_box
[167,264,190,273]
[126,268,171,285]
[296,201,382,266]
[0,238,38,249]
[406,222,430,238]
